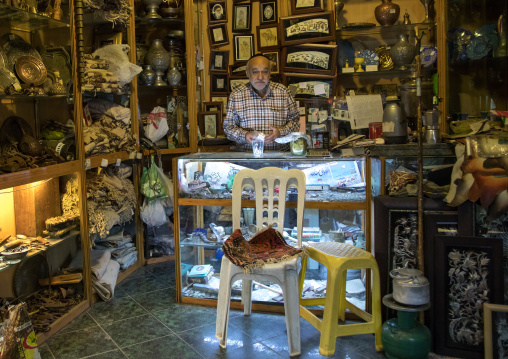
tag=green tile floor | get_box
[39,261,384,359]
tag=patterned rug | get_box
[222,228,303,273]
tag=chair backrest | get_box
[232,167,306,248]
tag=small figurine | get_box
[403,10,411,25]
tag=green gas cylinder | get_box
[381,310,431,359]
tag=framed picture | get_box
[93,31,122,51]
[198,111,220,138]
[282,44,337,76]
[283,73,336,99]
[208,23,229,48]
[263,51,279,74]
[373,196,458,321]
[260,0,277,24]
[484,303,508,359]
[229,76,250,93]
[208,0,227,23]
[232,4,252,32]
[257,24,279,51]
[434,235,504,358]
[229,62,247,76]
[280,12,336,46]
[233,34,254,62]
[210,73,228,95]
[210,50,229,72]
[211,96,228,111]
[203,101,224,119]
[290,0,325,15]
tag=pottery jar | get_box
[375,0,400,26]
[140,65,156,86]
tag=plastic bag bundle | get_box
[0,303,41,359]
[144,106,169,143]
[141,156,168,202]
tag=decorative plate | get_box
[466,36,490,60]
[342,22,377,30]
[420,46,437,67]
[375,46,394,70]
[15,55,47,86]
[358,49,379,65]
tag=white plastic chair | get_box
[215,167,305,356]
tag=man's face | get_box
[246,56,271,92]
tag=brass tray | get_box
[15,55,47,86]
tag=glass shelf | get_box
[0,94,68,100]
[0,4,69,30]
[134,16,184,28]
[337,22,436,38]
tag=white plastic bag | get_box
[140,198,168,227]
[144,106,169,143]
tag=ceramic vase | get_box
[140,65,156,86]
[145,39,170,78]
[375,0,400,26]
[167,67,182,86]
[390,34,416,70]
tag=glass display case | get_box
[173,152,371,311]
[442,0,508,130]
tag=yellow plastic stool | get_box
[299,242,383,357]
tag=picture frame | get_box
[211,96,228,112]
[260,0,277,24]
[229,62,248,76]
[280,12,336,46]
[198,111,220,138]
[434,235,504,358]
[257,24,280,51]
[208,0,227,24]
[93,31,122,52]
[262,51,279,74]
[232,3,252,32]
[229,76,250,93]
[282,44,337,76]
[373,195,458,321]
[484,303,508,359]
[203,101,224,119]
[208,23,229,48]
[233,34,254,63]
[210,73,228,95]
[290,0,325,15]
[283,73,336,99]
[210,50,229,73]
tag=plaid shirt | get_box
[223,82,300,151]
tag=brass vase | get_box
[390,34,416,70]
[375,0,400,26]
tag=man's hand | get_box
[264,125,280,144]
[245,131,255,144]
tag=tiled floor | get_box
[39,261,385,359]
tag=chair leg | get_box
[319,268,341,357]
[337,269,348,322]
[298,256,308,299]
[242,279,253,316]
[370,265,383,352]
[283,269,301,357]
[216,262,233,348]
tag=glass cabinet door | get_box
[444,0,508,128]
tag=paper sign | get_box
[101,159,108,167]
[346,94,383,129]
[299,82,307,89]
[314,83,326,95]
[318,110,328,121]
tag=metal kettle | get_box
[390,267,430,306]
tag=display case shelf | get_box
[134,16,185,27]
[0,94,68,100]
[86,151,132,169]
[0,160,81,191]
[0,3,69,30]
[337,22,436,39]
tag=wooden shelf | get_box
[143,148,191,156]
[0,3,70,30]
[337,22,436,38]
[86,151,132,169]
[0,94,68,101]
[0,161,80,191]
[134,16,185,27]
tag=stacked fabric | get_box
[82,54,128,94]
[94,231,138,270]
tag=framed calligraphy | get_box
[262,51,279,74]
[208,23,229,48]
[232,3,252,32]
[233,34,254,62]
[282,44,337,75]
[210,73,228,95]
[208,1,227,24]
[229,62,247,76]
[229,76,250,93]
[198,111,220,139]
[484,303,508,359]
[280,12,335,46]
[210,50,229,73]
[283,73,335,99]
